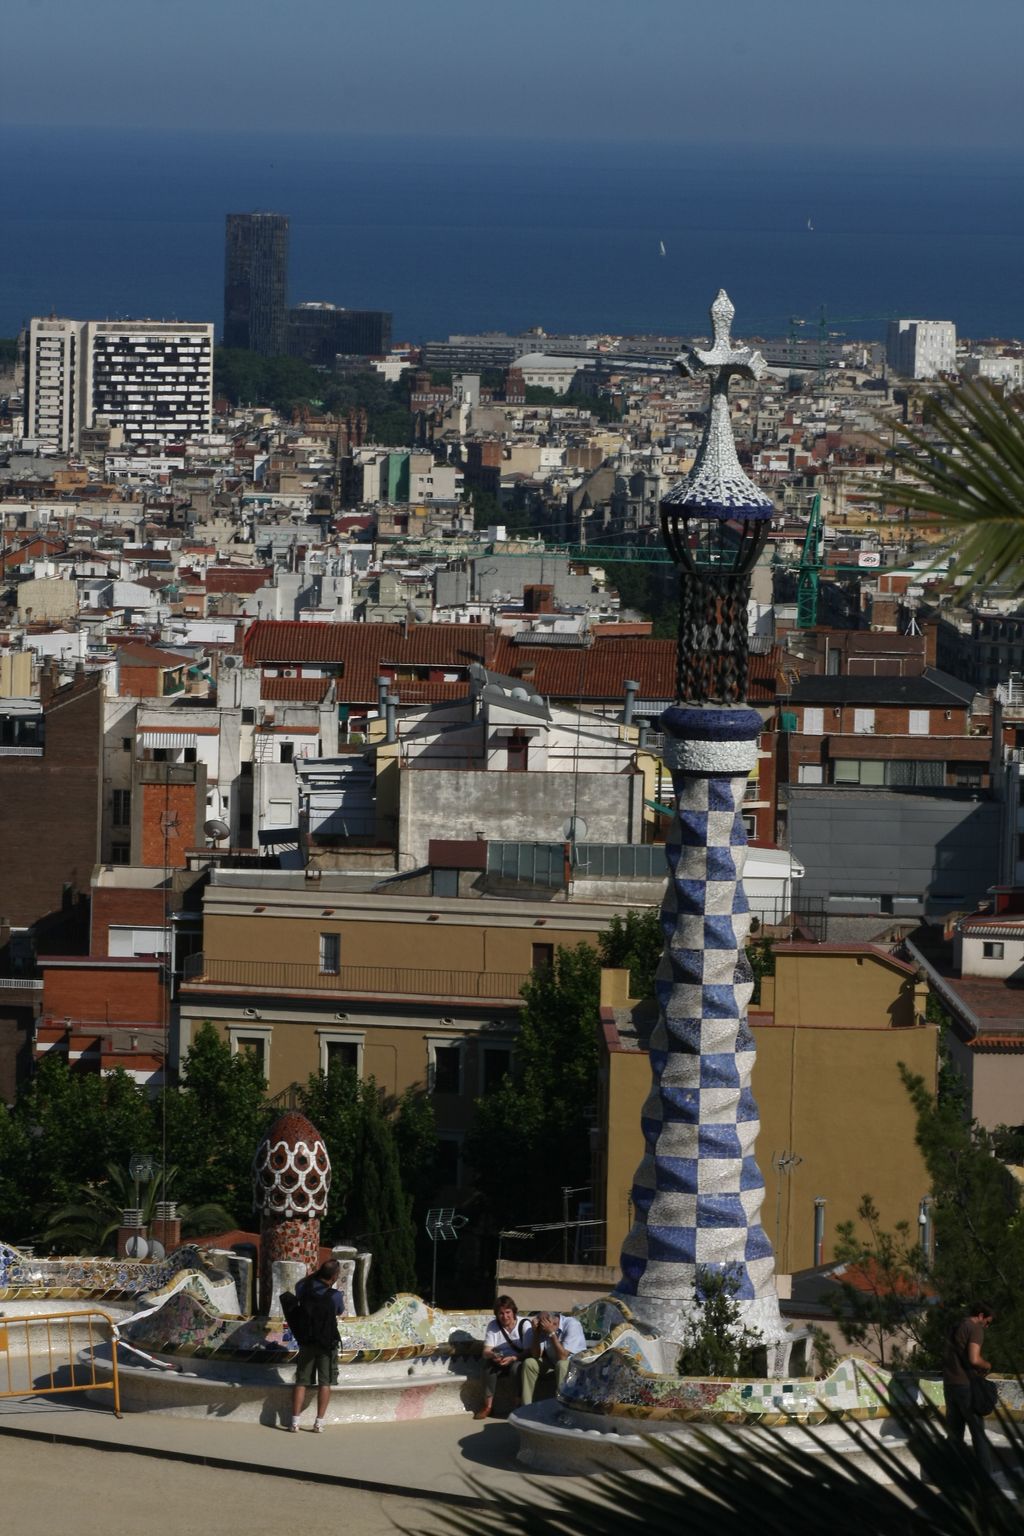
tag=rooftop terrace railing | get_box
[182,953,530,1002]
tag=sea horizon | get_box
[4,125,1023,345]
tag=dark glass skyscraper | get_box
[223,213,289,356]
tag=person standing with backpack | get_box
[942,1301,997,1474]
[289,1259,345,1433]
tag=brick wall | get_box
[140,780,199,868]
[119,663,162,697]
[42,961,163,1024]
[91,887,168,956]
[0,675,102,929]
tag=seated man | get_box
[521,1309,587,1405]
[476,1294,530,1420]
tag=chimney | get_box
[376,675,389,715]
[523,584,555,615]
[623,678,640,727]
[151,1200,181,1254]
[385,695,398,745]
[39,657,60,706]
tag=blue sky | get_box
[4,0,1023,150]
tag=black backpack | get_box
[281,1283,340,1350]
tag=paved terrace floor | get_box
[0,1391,573,1533]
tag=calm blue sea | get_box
[3,126,1023,343]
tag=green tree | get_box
[596,908,774,1005]
[902,1063,1024,1369]
[297,1065,420,1306]
[603,559,679,634]
[676,1267,765,1377]
[343,1089,418,1308]
[0,1101,32,1240]
[467,487,503,530]
[597,908,662,998]
[40,1164,233,1256]
[823,1063,1024,1371]
[12,1058,154,1229]
[746,937,776,1005]
[466,942,602,1230]
[827,1194,928,1366]
[165,1023,270,1221]
[296,1061,364,1243]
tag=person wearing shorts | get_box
[290,1259,345,1432]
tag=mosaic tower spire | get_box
[614,291,783,1346]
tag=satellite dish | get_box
[204,818,230,842]
[563,815,588,842]
[148,1239,166,1262]
[124,1235,149,1260]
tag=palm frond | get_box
[432,1394,1024,1536]
[877,381,1024,596]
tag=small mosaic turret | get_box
[253,1110,331,1315]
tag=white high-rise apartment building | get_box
[886,319,957,380]
[24,318,214,451]
[25,317,83,452]
[81,321,214,447]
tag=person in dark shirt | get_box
[942,1301,996,1473]
[290,1259,346,1433]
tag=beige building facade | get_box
[178,872,623,1189]
[596,944,938,1277]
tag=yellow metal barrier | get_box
[0,1308,121,1416]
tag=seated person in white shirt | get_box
[476,1294,531,1420]
[521,1309,587,1405]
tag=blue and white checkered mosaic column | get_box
[615,706,781,1342]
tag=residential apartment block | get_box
[886,318,957,380]
[23,318,214,450]
[81,321,213,446]
[24,317,81,452]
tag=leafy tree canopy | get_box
[465,942,602,1229]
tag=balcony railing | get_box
[182,953,531,1001]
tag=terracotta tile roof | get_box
[117,642,190,669]
[206,566,272,594]
[244,620,781,707]
[260,675,332,703]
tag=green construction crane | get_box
[796,493,824,627]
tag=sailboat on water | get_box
[806,217,814,231]
[659,239,667,257]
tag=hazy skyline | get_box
[4,0,1023,151]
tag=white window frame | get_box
[802,707,824,734]
[108,924,169,957]
[319,932,341,975]
[982,941,1005,960]
[853,709,876,734]
[269,798,292,826]
[228,1023,272,1078]
[427,1037,465,1095]
[317,1029,365,1077]
[908,710,929,735]
[798,764,824,785]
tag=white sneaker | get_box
[312,1420,325,1433]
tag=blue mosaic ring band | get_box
[660,707,763,775]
